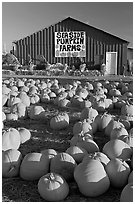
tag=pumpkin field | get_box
[2,75,133,202]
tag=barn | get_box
[12,16,129,75]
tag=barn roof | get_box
[13,16,129,44]
[62,17,129,44]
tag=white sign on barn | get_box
[55,31,86,57]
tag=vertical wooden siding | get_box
[14,18,128,73]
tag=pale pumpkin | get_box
[83,152,110,167]
[80,107,98,121]
[50,112,69,130]
[6,113,18,121]
[73,120,93,136]
[74,159,110,197]
[105,158,130,188]
[66,146,88,163]
[98,113,112,132]
[105,120,124,137]
[2,149,22,178]
[41,148,57,159]
[28,105,46,120]
[2,128,20,151]
[38,173,69,201]
[11,102,28,119]
[20,152,50,181]
[110,126,128,140]
[102,139,132,161]
[120,183,133,202]
[50,152,77,181]
[18,91,30,107]
[18,127,31,144]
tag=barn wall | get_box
[13,18,128,73]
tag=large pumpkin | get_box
[105,158,130,188]
[18,127,31,144]
[74,159,110,197]
[50,112,69,130]
[83,152,110,167]
[105,120,124,137]
[80,107,98,122]
[97,113,112,132]
[120,183,133,202]
[11,102,28,119]
[73,120,93,136]
[66,146,88,163]
[50,152,77,181]
[2,128,20,151]
[38,173,69,201]
[110,126,128,140]
[128,171,133,184]
[102,139,132,161]
[18,91,30,107]
[20,152,50,181]
[2,149,22,178]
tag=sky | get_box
[2,1,133,52]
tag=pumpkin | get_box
[71,95,83,108]
[128,171,133,184]
[74,159,110,197]
[121,103,133,117]
[98,113,112,132]
[29,94,40,104]
[11,102,28,119]
[40,93,50,103]
[105,120,124,137]
[2,112,6,122]
[66,146,88,163]
[92,99,106,113]
[29,105,46,120]
[2,85,11,95]
[73,120,93,136]
[110,126,128,140]
[80,107,98,122]
[104,98,114,109]
[109,88,121,97]
[7,96,21,107]
[41,148,57,159]
[58,98,71,108]
[18,127,31,144]
[74,137,99,154]
[105,158,130,188]
[119,118,131,130]
[6,113,18,121]
[20,152,50,181]
[2,128,20,151]
[2,94,8,106]
[102,139,132,161]
[83,152,110,167]
[120,183,133,202]
[50,152,77,181]
[70,132,93,146]
[18,91,30,107]
[80,100,92,109]
[38,173,69,201]
[50,112,69,130]
[2,149,22,178]
[76,88,88,99]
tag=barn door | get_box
[106,52,117,75]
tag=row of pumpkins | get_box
[2,77,133,123]
[2,77,133,202]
